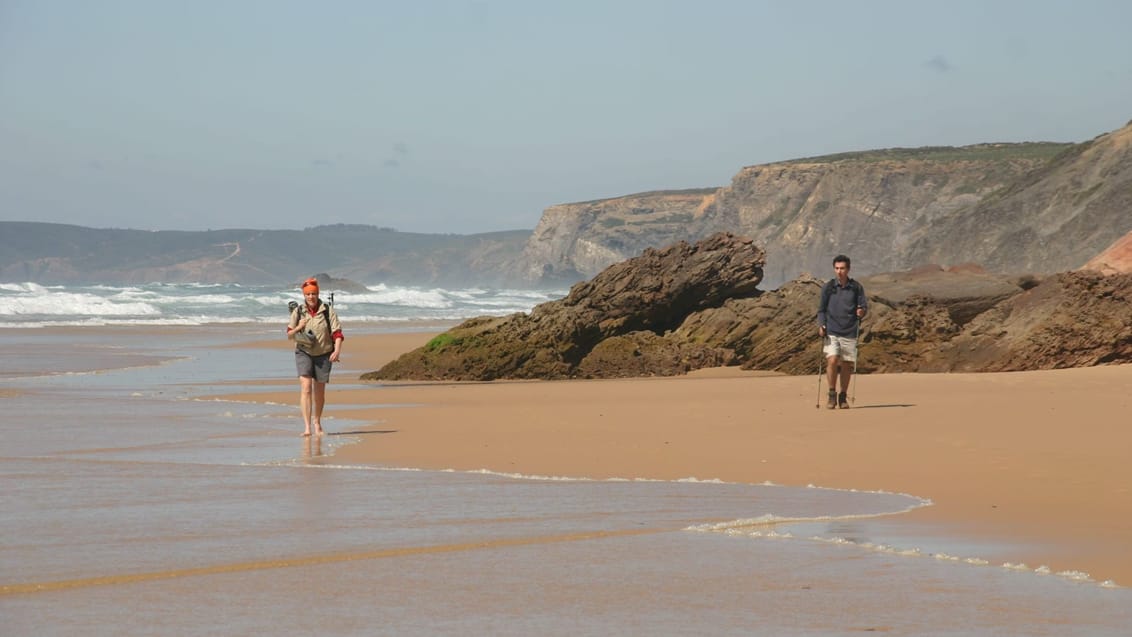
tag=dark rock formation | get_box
[576,331,736,378]
[365,233,763,380]
[364,239,1132,381]
[933,271,1132,371]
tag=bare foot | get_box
[302,431,311,437]
[313,427,325,437]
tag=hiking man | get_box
[817,255,867,409]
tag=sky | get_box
[2,1,1131,234]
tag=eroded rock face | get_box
[366,233,764,380]
[514,121,1132,290]
[934,271,1132,371]
[910,123,1132,275]
[576,331,736,378]
[513,144,1076,288]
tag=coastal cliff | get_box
[515,145,1064,288]
[515,120,1132,288]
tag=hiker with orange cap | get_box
[286,276,344,436]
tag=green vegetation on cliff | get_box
[786,142,1072,165]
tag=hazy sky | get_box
[2,1,1130,234]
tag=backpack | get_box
[292,303,333,348]
[819,278,864,312]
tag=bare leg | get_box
[826,355,840,392]
[312,381,327,436]
[839,362,852,394]
[299,376,314,436]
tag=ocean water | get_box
[0,281,567,327]
[2,292,1130,635]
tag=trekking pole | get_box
[850,317,861,405]
[815,333,825,409]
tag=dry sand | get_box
[229,331,1132,586]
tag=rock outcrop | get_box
[364,235,1132,381]
[1081,230,1132,275]
[516,189,719,284]
[365,233,763,380]
[302,273,369,294]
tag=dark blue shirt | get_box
[817,278,867,337]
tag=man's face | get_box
[834,261,849,281]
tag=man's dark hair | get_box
[833,254,851,268]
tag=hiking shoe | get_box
[838,392,849,409]
[826,390,837,410]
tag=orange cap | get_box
[301,277,319,293]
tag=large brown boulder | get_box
[672,276,825,375]
[365,233,763,380]
[576,331,736,378]
[934,271,1132,371]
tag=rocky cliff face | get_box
[515,145,1068,288]
[909,121,1132,274]
[516,188,719,284]
[691,148,1065,286]
[515,120,1132,289]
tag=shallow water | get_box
[2,326,1129,636]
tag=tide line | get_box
[1,527,661,596]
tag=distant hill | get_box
[0,223,531,287]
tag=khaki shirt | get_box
[288,300,342,356]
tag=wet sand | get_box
[230,330,1132,586]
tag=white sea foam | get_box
[3,288,160,316]
[720,526,1117,589]
[0,281,567,327]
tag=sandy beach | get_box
[227,330,1132,587]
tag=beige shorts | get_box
[823,335,858,363]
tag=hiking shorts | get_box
[823,335,858,363]
[296,349,333,383]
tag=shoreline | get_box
[222,330,1132,587]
